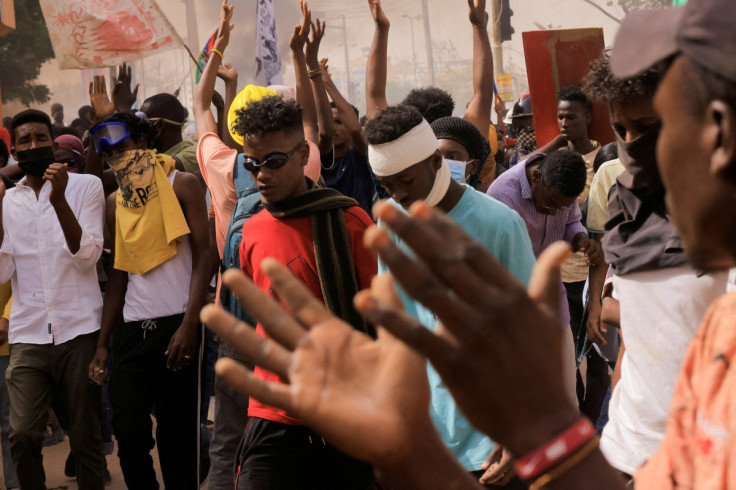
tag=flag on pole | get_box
[195,29,218,83]
[254,0,283,85]
[39,0,184,69]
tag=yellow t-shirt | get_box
[586,158,626,234]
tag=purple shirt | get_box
[487,153,586,258]
[487,153,587,329]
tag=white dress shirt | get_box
[0,174,105,345]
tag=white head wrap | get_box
[368,119,439,177]
[368,119,451,207]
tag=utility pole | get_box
[420,0,435,86]
[342,15,353,102]
[185,0,199,101]
[402,14,419,86]
[491,0,504,77]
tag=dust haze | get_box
[2,0,626,122]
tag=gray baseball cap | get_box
[611,0,736,83]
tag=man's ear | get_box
[707,100,736,185]
[466,158,480,177]
[431,149,443,171]
[299,141,310,167]
[531,166,542,185]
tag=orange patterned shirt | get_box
[635,291,736,489]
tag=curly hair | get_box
[583,51,664,106]
[364,105,424,145]
[401,87,455,124]
[232,96,304,139]
[539,150,587,198]
[101,112,157,148]
[558,85,592,114]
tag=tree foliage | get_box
[0,0,55,105]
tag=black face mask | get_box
[616,123,662,197]
[16,146,55,178]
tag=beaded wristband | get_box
[513,417,596,481]
[529,436,600,490]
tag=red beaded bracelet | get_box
[513,417,596,481]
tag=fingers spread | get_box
[201,304,292,379]
[375,201,512,307]
[216,358,294,413]
[364,225,483,344]
[354,290,450,365]
[260,258,333,330]
[222,268,308,350]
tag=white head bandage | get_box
[368,119,439,177]
[424,158,452,207]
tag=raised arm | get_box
[112,62,140,114]
[464,0,493,135]
[292,2,319,145]
[321,58,367,157]
[194,0,234,141]
[217,62,241,150]
[366,0,390,119]
[306,18,335,155]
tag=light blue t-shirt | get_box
[378,185,536,471]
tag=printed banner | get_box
[39,0,183,69]
[495,73,514,102]
[254,0,283,86]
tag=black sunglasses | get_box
[242,140,306,172]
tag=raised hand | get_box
[305,18,325,68]
[290,1,311,53]
[201,261,433,468]
[468,0,488,27]
[368,0,390,29]
[112,62,139,113]
[217,62,238,84]
[357,201,581,457]
[89,75,115,120]
[319,57,332,81]
[213,0,235,55]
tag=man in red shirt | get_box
[232,94,377,489]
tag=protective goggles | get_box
[242,141,306,172]
[91,122,131,155]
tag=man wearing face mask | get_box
[365,105,536,487]
[139,93,204,191]
[580,52,731,480]
[0,109,106,489]
[87,112,210,489]
[430,116,488,192]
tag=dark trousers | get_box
[208,341,251,490]
[236,417,375,490]
[6,331,105,490]
[564,281,611,423]
[110,314,201,490]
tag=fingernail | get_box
[409,201,430,219]
[354,292,374,311]
[376,202,397,220]
[365,227,389,249]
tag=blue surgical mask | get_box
[447,159,468,184]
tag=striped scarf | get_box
[263,179,373,337]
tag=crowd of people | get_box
[0,0,734,488]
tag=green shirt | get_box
[166,140,206,191]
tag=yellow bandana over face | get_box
[109,149,190,275]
